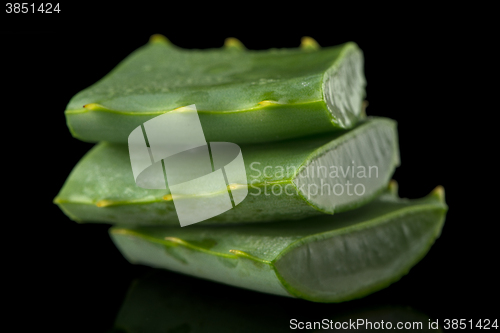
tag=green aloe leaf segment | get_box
[54,118,399,225]
[65,36,366,144]
[110,182,447,302]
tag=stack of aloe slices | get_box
[54,35,447,303]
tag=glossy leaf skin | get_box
[65,38,366,144]
[110,184,447,303]
[54,118,399,226]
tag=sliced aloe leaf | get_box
[65,36,366,144]
[109,183,447,302]
[54,117,399,225]
[112,270,439,333]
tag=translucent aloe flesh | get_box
[64,36,366,144]
[110,183,447,303]
[54,117,399,225]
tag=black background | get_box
[2,4,496,332]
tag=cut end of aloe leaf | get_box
[273,186,447,302]
[293,118,399,214]
[323,45,366,128]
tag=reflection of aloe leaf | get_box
[111,270,441,332]
[54,117,399,225]
[65,36,366,144]
[110,182,447,302]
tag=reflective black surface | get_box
[2,8,495,332]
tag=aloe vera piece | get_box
[65,36,366,144]
[111,270,439,333]
[54,117,399,225]
[110,182,447,302]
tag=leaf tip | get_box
[110,228,129,235]
[149,34,170,45]
[431,185,445,202]
[224,37,246,50]
[96,199,113,208]
[388,180,399,195]
[229,250,269,264]
[229,249,253,259]
[300,36,320,50]
[83,103,105,111]
[258,100,281,107]
[164,237,186,246]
